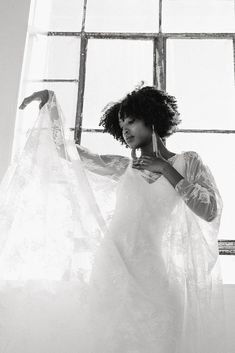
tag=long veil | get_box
[0,91,114,281]
[0,91,228,353]
[0,91,122,352]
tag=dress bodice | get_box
[108,153,186,256]
[118,153,186,218]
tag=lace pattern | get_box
[175,151,220,222]
[139,154,178,184]
[48,96,220,225]
[0,90,226,353]
[75,144,130,181]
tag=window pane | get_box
[82,39,153,128]
[13,82,78,161]
[80,132,130,157]
[27,35,80,79]
[166,39,235,129]
[162,0,235,33]
[166,132,235,240]
[220,256,235,284]
[32,0,84,31]
[85,0,159,32]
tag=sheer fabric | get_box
[0,91,228,352]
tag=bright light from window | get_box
[12,0,235,284]
[163,0,235,33]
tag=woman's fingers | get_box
[142,155,152,159]
[132,164,141,169]
[19,95,33,109]
[18,90,49,110]
[138,157,151,164]
[132,155,159,168]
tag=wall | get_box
[224,285,235,352]
[0,0,31,182]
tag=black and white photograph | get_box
[0,1,234,352]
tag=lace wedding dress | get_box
[0,91,228,352]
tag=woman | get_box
[0,86,227,353]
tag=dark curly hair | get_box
[98,84,182,149]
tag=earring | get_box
[152,124,158,156]
[131,147,141,159]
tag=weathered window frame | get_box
[33,0,235,255]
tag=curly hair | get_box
[98,84,182,149]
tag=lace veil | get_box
[0,91,228,352]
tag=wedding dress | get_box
[0,91,228,353]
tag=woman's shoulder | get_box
[179,151,204,171]
[181,150,200,161]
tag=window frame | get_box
[31,0,235,255]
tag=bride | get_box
[0,86,227,352]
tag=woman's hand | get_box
[132,152,168,174]
[18,89,50,110]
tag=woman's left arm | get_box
[162,151,219,222]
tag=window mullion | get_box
[219,240,235,255]
[47,32,235,40]
[154,35,165,90]
[74,33,87,144]
[233,35,235,85]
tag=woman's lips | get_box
[126,136,134,142]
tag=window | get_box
[14,0,235,282]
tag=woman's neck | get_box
[140,135,175,159]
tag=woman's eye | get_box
[120,119,135,129]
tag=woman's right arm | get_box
[75,144,130,178]
[19,90,130,178]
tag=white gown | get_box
[0,91,228,352]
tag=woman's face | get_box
[119,115,152,149]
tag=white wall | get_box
[224,285,235,352]
[0,0,31,182]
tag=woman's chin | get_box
[127,142,136,148]
[126,139,136,148]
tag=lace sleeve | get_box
[174,151,221,222]
[47,90,130,180]
[75,144,130,179]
